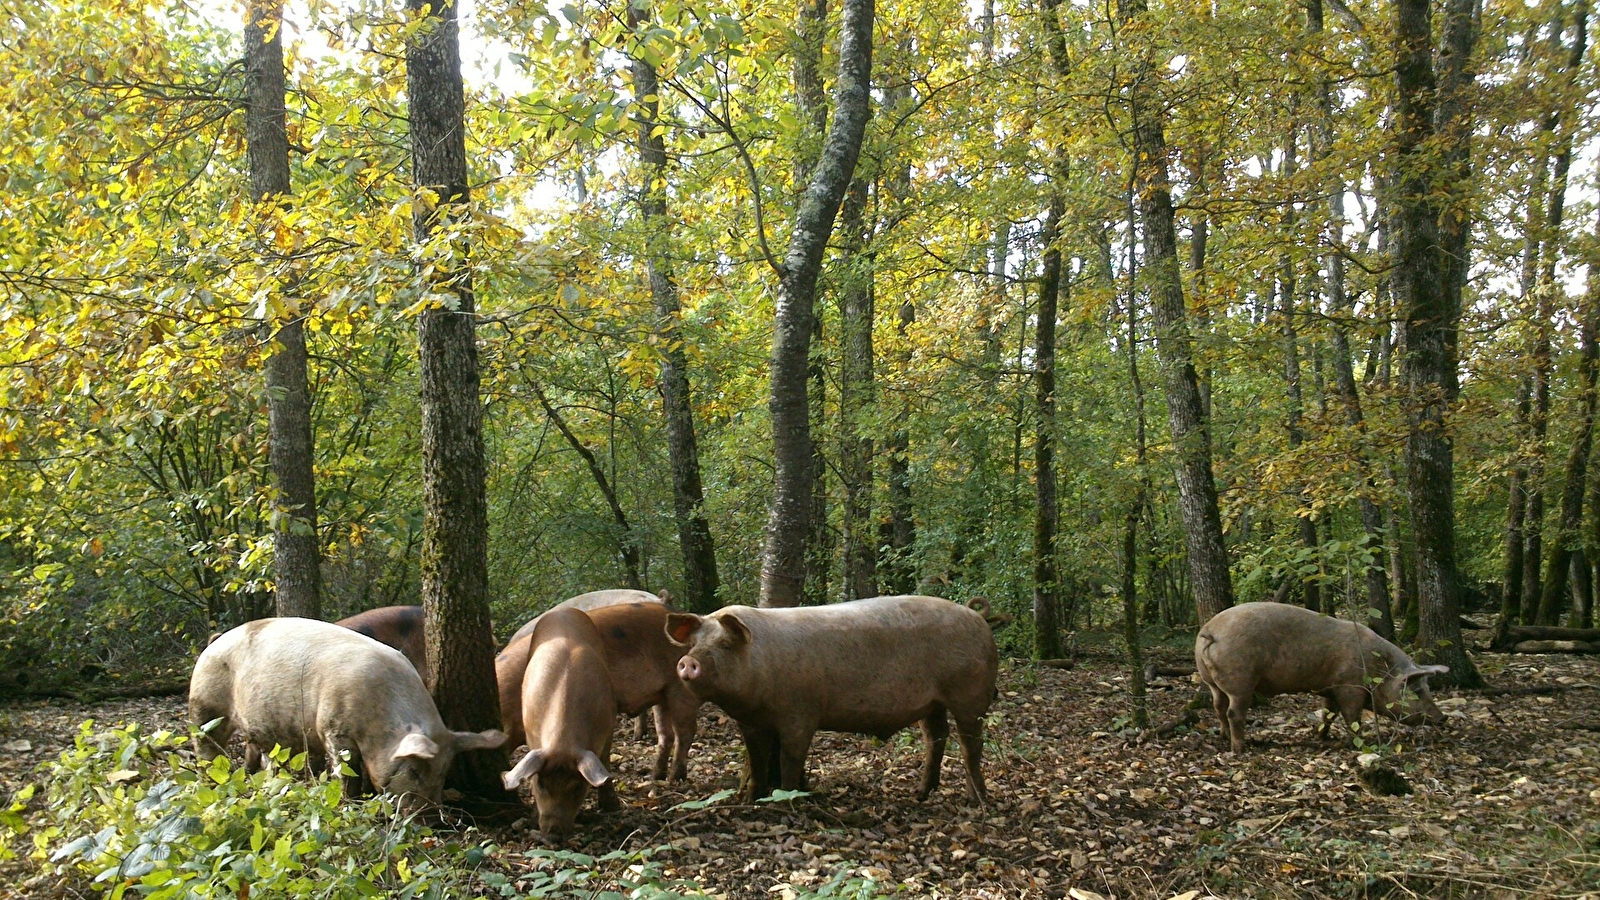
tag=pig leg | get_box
[188,700,233,763]
[777,728,813,793]
[1223,691,1250,753]
[1316,695,1340,740]
[244,743,263,773]
[325,734,365,798]
[633,713,649,743]
[738,725,780,801]
[1328,686,1369,743]
[952,712,988,805]
[916,708,949,802]
[1205,685,1232,749]
[650,705,672,781]
[663,693,698,783]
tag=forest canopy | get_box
[0,0,1596,682]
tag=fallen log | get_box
[1146,707,1202,739]
[1467,684,1583,697]
[1038,658,1076,670]
[1510,640,1600,655]
[1503,625,1600,643]
[1143,662,1197,681]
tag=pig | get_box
[505,588,667,742]
[1194,602,1450,753]
[507,589,664,642]
[501,607,617,839]
[336,605,429,686]
[187,617,506,811]
[498,601,699,782]
[666,594,999,804]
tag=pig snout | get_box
[677,656,703,681]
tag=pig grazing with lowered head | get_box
[188,618,506,811]
[336,605,429,686]
[666,594,998,804]
[1195,602,1449,753]
[499,601,699,782]
[501,607,617,839]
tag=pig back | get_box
[335,606,430,685]
[194,618,443,756]
[509,589,663,643]
[584,602,682,714]
[729,595,997,734]
[522,608,616,754]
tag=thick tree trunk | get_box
[246,0,322,621]
[1033,198,1063,660]
[839,178,877,601]
[759,0,874,607]
[1391,0,1483,686]
[407,0,511,794]
[628,2,720,612]
[1120,0,1234,625]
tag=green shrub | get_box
[5,720,492,899]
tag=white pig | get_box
[188,617,505,811]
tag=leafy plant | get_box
[8,720,496,899]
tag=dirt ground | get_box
[2,648,1597,899]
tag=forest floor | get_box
[2,646,1597,899]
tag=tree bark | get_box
[839,177,877,601]
[246,0,322,621]
[1536,239,1597,625]
[759,0,874,607]
[628,1,720,613]
[1532,0,1591,625]
[1309,0,1391,636]
[1119,0,1234,625]
[1277,124,1322,614]
[1033,198,1063,660]
[407,0,511,794]
[1391,0,1483,686]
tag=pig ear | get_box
[502,748,546,790]
[393,732,440,761]
[1408,664,1449,681]
[665,613,702,646]
[452,729,507,752]
[719,613,751,648]
[577,750,612,788]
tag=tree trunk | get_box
[1391,0,1483,687]
[839,178,877,601]
[1119,0,1234,625]
[1532,0,1591,625]
[1277,124,1322,615]
[1501,384,1530,629]
[1536,245,1597,625]
[407,0,512,794]
[1309,0,1391,637]
[759,0,875,608]
[628,1,720,612]
[1033,198,1063,660]
[246,0,322,621]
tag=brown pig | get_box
[1194,602,1449,753]
[507,589,664,643]
[666,595,998,804]
[336,605,429,686]
[498,601,699,781]
[188,618,505,813]
[502,588,666,744]
[501,607,617,839]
